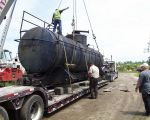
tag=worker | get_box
[135,63,150,116]
[88,62,100,99]
[52,7,69,35]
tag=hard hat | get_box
[140,63,149,68]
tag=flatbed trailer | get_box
[0,80,108,120]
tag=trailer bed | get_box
[47,80,108,113]
[0,86,34,102]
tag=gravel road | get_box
[43,73,150,120]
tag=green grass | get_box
[0,81,16,87]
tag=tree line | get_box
[117,61,147,72]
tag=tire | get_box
[20,95,44,120]
[116,72,118,78]
[0,106,9,120]
[110,75,114,82]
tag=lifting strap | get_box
[84,50,89,78]
[59,35,73,93]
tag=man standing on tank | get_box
[88,62,100,99]
[52,7,69,35]
[135,63,150,116]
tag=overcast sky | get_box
[1,0,150,62]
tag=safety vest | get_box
[54,10,61,20]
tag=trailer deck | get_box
[47,80,108,113]
[0,86,34,102]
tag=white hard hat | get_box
[140,63,149,67]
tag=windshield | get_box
[4,51,12,61]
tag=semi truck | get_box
[0,11,108,120]
[102,61,118,82]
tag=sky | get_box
[1,0,150,62]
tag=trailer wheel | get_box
[20,95,44,120]
[0,106,9,120]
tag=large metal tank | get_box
[18,27,104,86]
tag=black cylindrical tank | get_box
[18,27,103,76]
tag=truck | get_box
[0,0,23,86]
[0,49,23,86]
[0,11,108,120]
[102,60,118,82]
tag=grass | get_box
[0,81,16,87]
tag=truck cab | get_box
[102,61,118,82]
[0,49,13,67]
[0,49,23,85]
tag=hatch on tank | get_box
[66,30,89,46]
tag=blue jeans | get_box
[53,19,62,34]
[142,93,150,114]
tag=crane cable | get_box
[82,0,100,53]
[57,0,63,9]
[74,0,77,29]
[71,0,77,64]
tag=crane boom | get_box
[0,0,17,51]
[0,0,15,25]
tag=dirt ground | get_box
[43,73,150,120]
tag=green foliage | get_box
[117,61,146,72]
[0,81,16,87]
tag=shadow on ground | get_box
[121,111,144,116]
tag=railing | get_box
[19,11,53,40]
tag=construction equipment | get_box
[0,0,23,85]
[0,0,15,25]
